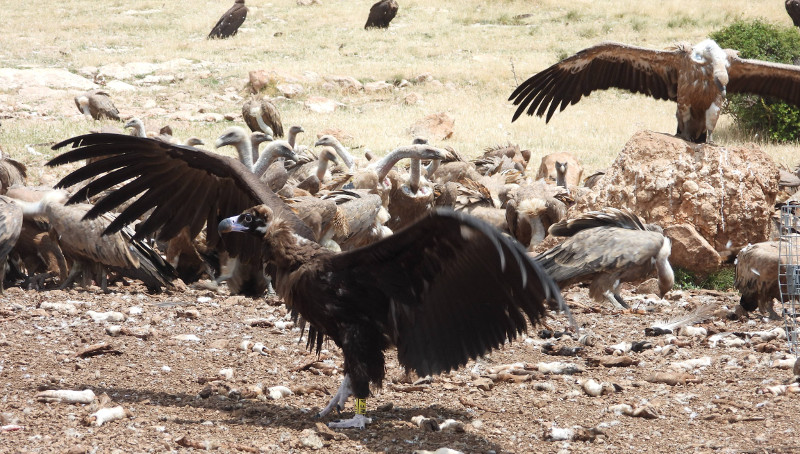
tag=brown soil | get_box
[1,282,798,453]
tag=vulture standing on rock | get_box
[74,90,120,121]
[219,206,567,428]
[535,208,674,309]
[509,39,800,143]
[47,133,314,295]
[208,0,248,39]
[365,0,398,29]
[734,241,785,320]
[242,97,284,138]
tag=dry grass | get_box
[0,0,797,181]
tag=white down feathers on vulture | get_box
[509,39,800,143]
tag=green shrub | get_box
[673,267,735,291]
[710,20,800,142]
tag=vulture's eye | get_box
[243,214,253,223]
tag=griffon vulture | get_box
[734,241,785,320]
[509,39,800,143]
[535,208,674,308]
[74,90,121,121]
[0,196,22,293]
[365,0,398,29]
[208,0,247,39]
[219,206,565,428]
[242,97,284,138]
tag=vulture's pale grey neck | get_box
[125,120,147,138]
[287,127,303,149]
[254,141,291,177]
[555,162,568,188]
[326,140,355,170]
[425,159,440,177]
[235,140,254,171]
[77,97,91,116]
[373,145,445,182]
[530,217,547,246]
[408,158,422,194]
[656,238,675,296]
[316,151,337,181]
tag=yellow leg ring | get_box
[354,398,367,415]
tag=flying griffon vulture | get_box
[509,39,800,143]
[208,0,248,39]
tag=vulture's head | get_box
[418,146,448,161]
[250,131,274,146]
[313,135,340,148]
[219,205,273,238]
[319,147,339,164]
[216,127,249,149]
[185,137,205,147]
[289,125,305,135]
[267,141,299,161]
[124,118,144,130]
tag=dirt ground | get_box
[1,280,799,454]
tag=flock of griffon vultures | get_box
[2,0,800,429]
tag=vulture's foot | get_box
[768,309,783,321]
[317,375,352,418]
[328,414,372,429]
[603,291,628,309]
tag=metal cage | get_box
[778,204,800,356]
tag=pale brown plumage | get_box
[0,196,23,293]
[734,241,784,320]
[74,90,120,121]
[535,208,674,309]
[208,0,247,39]
[242,97,284,138]
[510,39,800,143]
[0,155,26,194]
[365,0,398,29]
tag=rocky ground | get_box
[1,280,799,453]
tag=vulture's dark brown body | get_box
[208,0,247,39]
[365,0,398,29]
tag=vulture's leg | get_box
[318,374,352,418]
[613,293,629,309]
[59,262,83,290]
[603,290,627,309]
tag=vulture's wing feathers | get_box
[208,1,247,39]
[328,209,564,376]
[548,207,646,236]
[48,133,312,255]
[509,42,683,122]
[727,55,800,106]
[535,228,665,284]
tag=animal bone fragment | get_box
[36,389,96,404]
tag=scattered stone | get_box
[304,96,340,113]
[644,372,703,386]
[364,81,393,94]
[324,75,362,93]
[277,83,303,98]
[268,386,293,400]
[537,361,584,375]
[404,92,422,105]
[86,310,126,323]
[409,112,454,140]
[473,377,493,391]
[77,343,122,358]
[0,68,96,91]
[299,428,325,449]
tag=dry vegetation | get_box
[3,2,800,453]
[0,0,798,178]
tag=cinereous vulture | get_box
[509,39,800,143]
[208,0,247,39]
[365,0,398,29]
[47,133,570,430]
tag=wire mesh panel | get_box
[778,204,800,356]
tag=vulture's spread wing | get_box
[509,42,683,122]
[48,133,312,257]
[327,209,564,376]
[727,55,800,105]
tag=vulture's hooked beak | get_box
[218,215,248,233]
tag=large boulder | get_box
[578,131,779,272]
